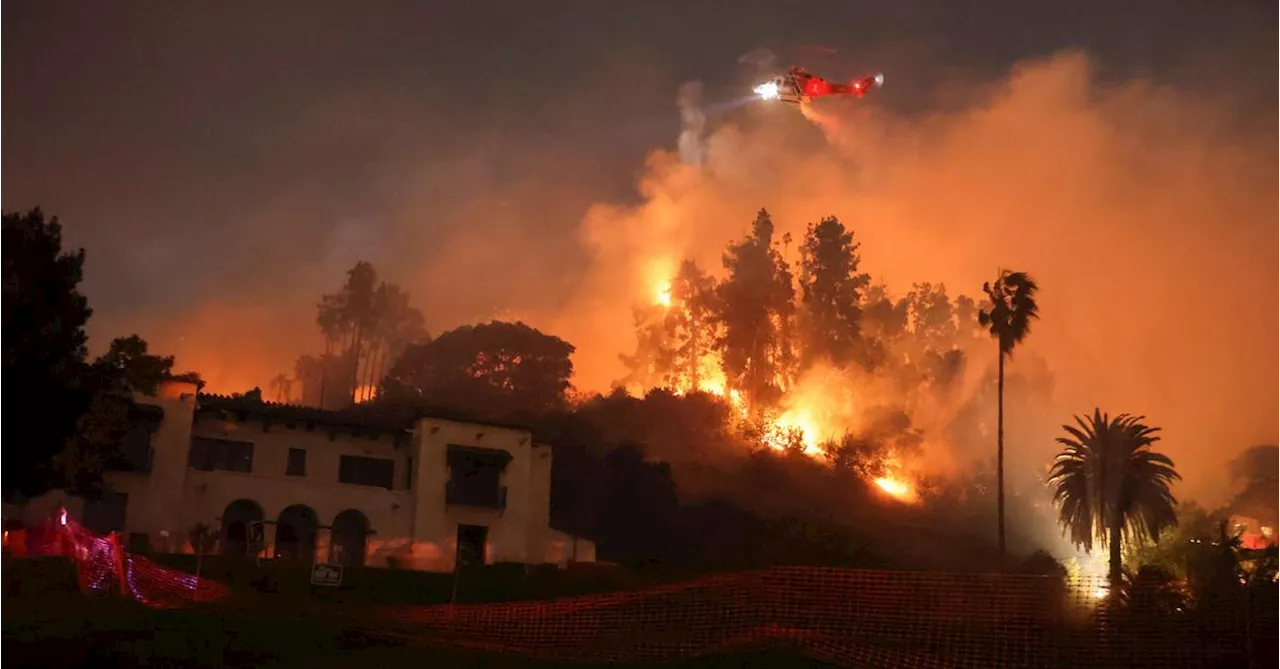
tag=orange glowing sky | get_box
[24,45,1280,508]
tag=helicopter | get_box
[754,66,884,105]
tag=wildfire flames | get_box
[874,477,916,503]
[655,283,673,309]
[635,281,922,504]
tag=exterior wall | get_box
[546,529,598,566]
[180,469,414,561]
[410,417,539,571]
[189,414,411,493]
[525,442,554,562]
[103,378,199,552]
[175,406,411,563]
[46,385,595,572]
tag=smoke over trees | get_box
[226,202,1045,567]
[617,207,995,465]
[798,216,870,370]
[286,261,427,409]
[717,209,798,409]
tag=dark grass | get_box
[3,594,837,669]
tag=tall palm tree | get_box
[1047,409,1181,590]
[978,269,1039,556]
[268,373,290,403]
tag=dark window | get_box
[112,425,154,473]
[338,455,394,489]
[83,492,128,534]
[446,453,507,509]
[188,437,254,473]
[286,448,307,477]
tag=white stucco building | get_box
[52,378,594,571]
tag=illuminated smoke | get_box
[132,49,1275,513]
[552,49,1277,509]
[676,81,707,166]
[738,48,779,78]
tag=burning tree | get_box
[665,260,721,392]
[297,261,427,409]
[609,206,1038,509]
[716,208,797,410]
[797,215,870,371]
[619,259,721,394]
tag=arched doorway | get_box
[274,505,318,563]
[220,499,264,555]
[330,509,369,567]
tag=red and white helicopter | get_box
[754,66,884,105]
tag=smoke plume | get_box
[545,49,1278,507]
[77,48,1275,511]
[676,82,707,166]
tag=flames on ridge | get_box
[630,278,921,504]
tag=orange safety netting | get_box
[14,516,1270,668]
[20,514,229,607]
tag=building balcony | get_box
[445,481,507,510]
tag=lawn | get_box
[3,593,836,668]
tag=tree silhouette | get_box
[92,335,175,396]
[665,260,720,391]
[859,283,909,369]
[1124,502,1221,579]
[294,353,353,410]
[314,262,425,407]
[1047,409,1180,590]
[978,269,1039,556]
[269,373,292,403]
[383,321,575,421]
[620,260,721,393]
[618,303,676,391]
[716,209,796,409]
[798,216,869,370]
[54,334,181,496]
[363,282,427,402]
[3,208,94,497]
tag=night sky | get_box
[5,1,1273,335]
[4,2,1278,506]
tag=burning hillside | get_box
[606,209,1011,504]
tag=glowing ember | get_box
[655,284,673,308]
[874,477,916,502]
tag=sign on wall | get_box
[310,563,343,587]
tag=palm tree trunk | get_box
[370,341,386,399]
[348,324,362,406]
[318,337,331,410]
[689,318,701,392]
[1108,517,1123,592]
[997,349,1006,557]
[363,342,381,402]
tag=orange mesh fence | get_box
[372,567,1262,668]
[15,518,1274,668]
